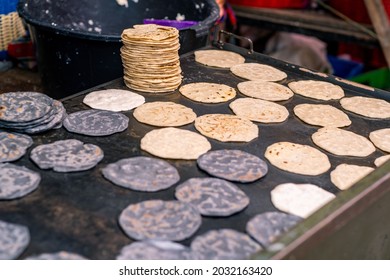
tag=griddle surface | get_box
[1,45,389,259]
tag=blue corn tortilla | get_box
[0,132,33,163]
[63,109,129,136]
[30,139,104,172]
[102,156,180,192]
[0,163,40,200]
[175,177,249,217]
[197,149,268,183]
[119,199,201,241]
[0,220,30,260]
[190,229,262,260]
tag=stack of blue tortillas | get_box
[0,92,66,134]
[197,149,268,183]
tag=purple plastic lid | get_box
[143,19,198,30]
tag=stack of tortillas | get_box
[121,24,182,93]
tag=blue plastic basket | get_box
[0,0,19,14]
[327,55,364,79]
[0,50,8,60]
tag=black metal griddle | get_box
[1,33,390,260]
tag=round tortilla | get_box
[119,199,202,241]
[63,109,129,136]
[197,149,268,183]
[0,132,33,163]
[330,163,374,190]
[0,220,30,260]
[229,98,289,123]
[194,49,245,68]
[83,89,145,112]
[271,183,336,218]
[340,96,390,119]
[264,142,331,176]
[230,63,287,82]
[133,101,196,127]
[30,139,104,172]
[0,163,40,200]
[288,80,344,100]
[312,127,376,157]
[0,91,53,123]
[179,82,236,103]
[190,229,262,260]
[293,104,351,127]
[102,156,180,192]
[140,127,211,160]
[194,114,259,142]
[116,240,195,260]
[246,212,302,247]
[175,177,249,217]
[369,128,390,153]
[237,80,294,101]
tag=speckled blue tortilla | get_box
[63,109,129,136]
[190,229,262,260]
[175,177,249,216]
[0,105,56,128]
[0,92,53,123]
[197,149,268,183]
[246,212,302,247]
[119,200,201,241]
[0,220,30,260]
[30,139,104,172]
[0,99,67,135]
[102,156,180,192]
[0,163,40,200]
[0,132,33,163]
[116,240,196,260]
[21,101,67,134]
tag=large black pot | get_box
[18,0,219,99]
